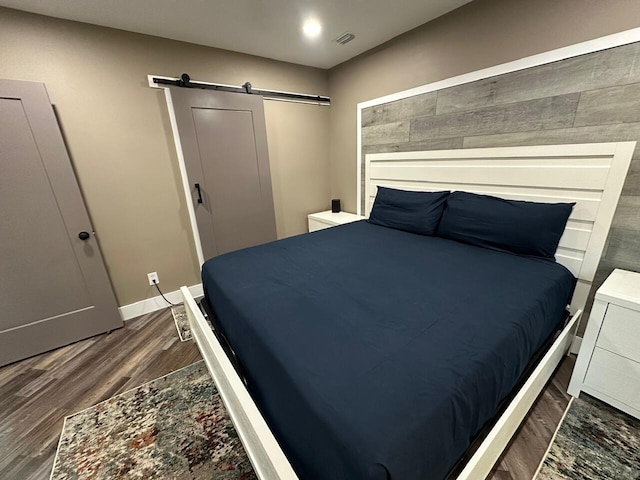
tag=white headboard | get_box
[365,142,635,314]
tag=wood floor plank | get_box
[490,470,515,480]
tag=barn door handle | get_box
[194,183,203,204]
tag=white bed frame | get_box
[182,142,634,480]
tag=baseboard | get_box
[118,283,204,321]
[570,335,582,355]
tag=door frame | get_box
[161,87,206,266]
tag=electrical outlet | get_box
[147,272,159,286]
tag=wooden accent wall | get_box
[362,42,640,325]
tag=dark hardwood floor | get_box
[0,308,201,480]
[0,307,575,480]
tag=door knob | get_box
[78,231,91,240]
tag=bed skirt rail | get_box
[182,285,580,480]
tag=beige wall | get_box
[0,7,330,306]
[328,0,640,213]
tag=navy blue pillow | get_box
[437,191,574,259]
[368,187,449,235]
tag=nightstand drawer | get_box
[598,304,640,363]
[584,347,640,411]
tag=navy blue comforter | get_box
[202,221,575,480]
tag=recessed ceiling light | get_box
[303,20,322,39]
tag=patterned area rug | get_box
[172,304,191,342]
[51,361,256,480]
[535,395,640,479]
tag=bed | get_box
[181,143,634,480]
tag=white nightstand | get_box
[307,210,364,232]
[568,269,640,419]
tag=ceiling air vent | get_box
[335,32,356,45]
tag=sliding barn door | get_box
[0,79,122,366]
[168,88,277,262]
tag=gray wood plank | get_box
[612,196,640,231]
[362,121,410,145]
[411,94,579,142]
[436,76,501,116]
[602,227,640,271]
[623,160,640,196]
[363,137,463,155]
[488,469,514,480]
[437,42,640,115]
[463,122,640,149]
[362,92,436,127]
[575,82,640,126]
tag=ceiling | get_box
[0,0,472,69]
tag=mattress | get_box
[201,220,576,480]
